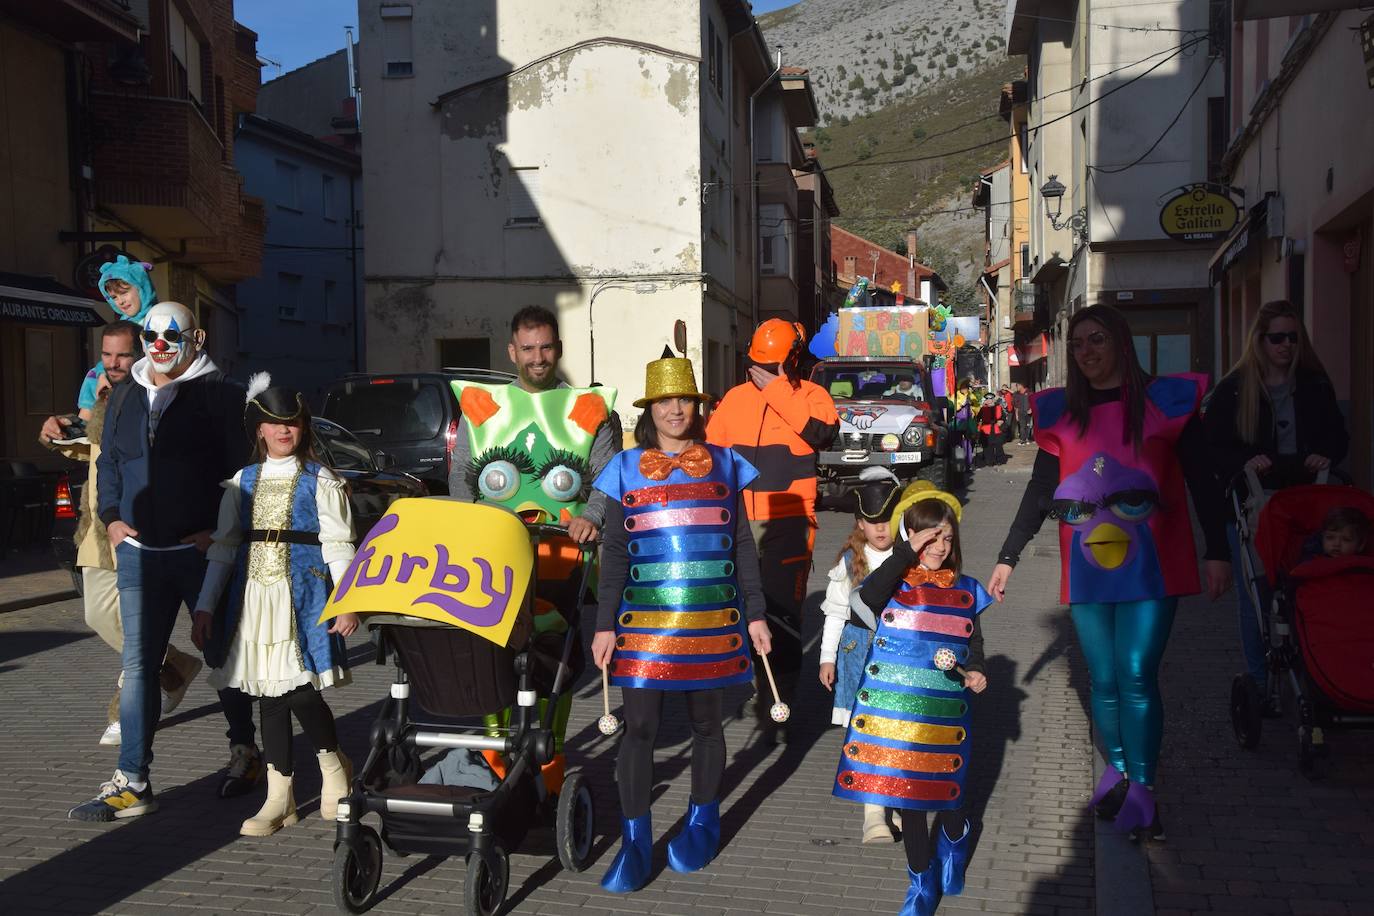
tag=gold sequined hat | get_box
[891,479,963,530]
[633,347,712,408]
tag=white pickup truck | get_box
[809,356,959,497]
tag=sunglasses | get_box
[141,328,185,345]
[1069,331,1109,352]
[1263,331,1298,345]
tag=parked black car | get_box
[50,419,427,595]
[319,368,515,494]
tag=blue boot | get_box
[899,861,940,916]
[600,813,652,893]
[936,819,971,896]
[666,799,720,873]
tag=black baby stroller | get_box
[323,500,596,915]
[1228,467,1374,776]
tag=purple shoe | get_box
[1089,767,1128,820]
[1114,782,1156,834]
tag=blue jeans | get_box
[1227,524,1267,687]
[115,543,256,779]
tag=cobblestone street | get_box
[1,445,1370,915]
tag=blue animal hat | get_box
[97,255,157,322]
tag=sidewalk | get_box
[0,551,78,614]
[0,463,1100,915]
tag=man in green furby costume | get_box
[449,306,620,792]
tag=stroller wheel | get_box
[464,847,510,916]
[556,770,595,872]
[332,825,382,914]
[1230,674,1263,750]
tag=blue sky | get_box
[236,0,803,79]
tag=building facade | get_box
[0,0,262,465]
[234,114,363,403]
[974,161,1014,387]
[357,0,815,418]
[831,225,944,306]
[1006,0,1225,386]
[1210,2,1374,487]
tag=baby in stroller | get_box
[1232,483,1374,775]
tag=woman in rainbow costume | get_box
[989,305,1231,842]
[589,351,771,894]
[835,482,992,915]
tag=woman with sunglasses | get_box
[1203,300,1348,708]
[986,305,1231,843]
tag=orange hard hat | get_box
[748,319,806,364]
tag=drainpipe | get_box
[748,50,781,331]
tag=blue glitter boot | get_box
[899,860,940,916]
[936,819,971,896]
[666,799,720,873]
[600,813,652,893]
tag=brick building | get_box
[830,225,944,306]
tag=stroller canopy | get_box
[320,498,534,648]
[1256,484,1374,585]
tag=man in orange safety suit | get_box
[707,319,839,743]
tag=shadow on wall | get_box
[369,0,581,377]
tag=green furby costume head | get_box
[452,381,618,525]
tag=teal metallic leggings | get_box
[1069,599,1178,785]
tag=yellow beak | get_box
[1084,522,1131,569]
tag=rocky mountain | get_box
[759,0,1019,312]
[757,0,1007,121]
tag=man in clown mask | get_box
[70,302,262,822]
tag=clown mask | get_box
[141,302,204,378]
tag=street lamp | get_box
[1039,174,1087,244]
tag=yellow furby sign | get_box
[319,499,533,647]
[1159,185,1239,242]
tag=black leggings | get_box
[617,687,725,819]
[260,685,339,777]
[901,808,967,871]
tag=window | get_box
[438,338,490,369]
[24,328,54,414]
[1020,242,1031,278]
[507,167,541,225]
[1206,97,1227,182]
[278,272,302,320]
[759,203,793,278]
[707,20,724,98]
[322,174,336,220]
[323,280,338,324]
[381,5,414,78]
[1017,121,1029,174]
[276,160,300,211]
[168,2,205,105]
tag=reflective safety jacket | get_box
[706,376,839,521]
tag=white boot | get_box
[240,765,298,837]
[862,803,896,844]
[317,749,353,821]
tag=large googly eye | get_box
[536,449,591,503]
[478,461,521,501]
[540,464,583,502]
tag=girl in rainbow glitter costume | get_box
[590,353,771,894]
[835,488,992,916]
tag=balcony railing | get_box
[1012,281,1038,326]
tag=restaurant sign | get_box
[1159,184,1240,242]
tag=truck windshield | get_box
[812,365,925,401]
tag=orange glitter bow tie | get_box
[904,567,957,588]
[639,444,713,481]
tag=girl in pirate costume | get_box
[819,467,901,844]
[589,352,772,894]
[192,376,359,838]
[837,487,992,916]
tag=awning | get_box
[0,272,106,327]
[1008,332,1050,367]
[1209,195,1271,285]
